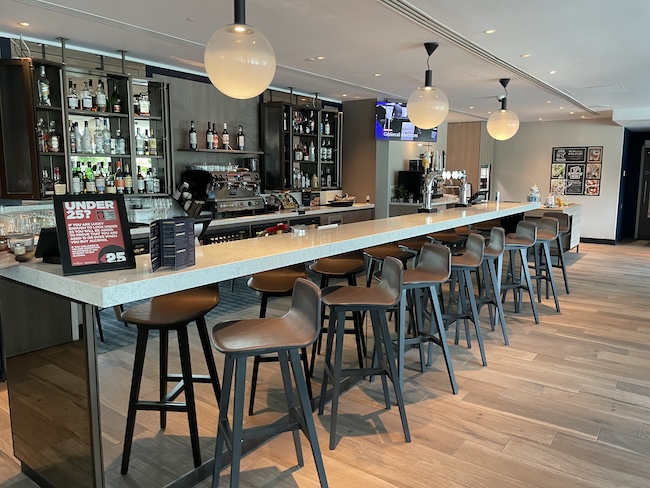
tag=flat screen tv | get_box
[375,101,438,142]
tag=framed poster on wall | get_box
[551,146,602,196]
[53,194,136,276]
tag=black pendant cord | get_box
[234,0,245,24]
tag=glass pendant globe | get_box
[487,109,520,141]
[406,85,449,129]
[204,23,276,99]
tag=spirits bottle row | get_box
[188,120,245,150]
[65,77,123,113]
[290,140,334,162]
[284,109,332,135]
[69,161,161,195]
[291,168,333,189]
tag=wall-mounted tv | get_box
[375,100,438,142]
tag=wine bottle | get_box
[148,129,157,156]
[114,161,124,194]
[206,121,213,149]
[67,78,79,110]
[212,122,219,148]
[237,125,245,151]
[37,66,51,106]
[110,82,122,113]
[124,163,134,194]
[221,123,229,149]
[189,120,197,150]
[48,121,60,153]
[144,130,149,156]
[96,80,107,112]
[82,81,93,111]
[137,166,145,194]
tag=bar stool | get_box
[428,229,468,253]
[477,226,509,345]
[309,252,367,374]
[211,278,328,488]
[397,235,430,265]
[445,233,488,366]
[397,242,457,393]
[363,243,415,287]
[319,256,410,450]
[246,263,311,415]
[120,285,221,474]
[531,217,561,312]
[501,221,539,324]
[543,211,571,294]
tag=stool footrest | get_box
[134,400,187,412]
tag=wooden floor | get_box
[2,241,650,487]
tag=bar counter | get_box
[0,200,538,488]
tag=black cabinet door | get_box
[0,59,39,199]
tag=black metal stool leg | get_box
[196,316,222,402]
[177,326,201,468]
[160,329,169,429]
[212,356,234,488]
[277,351,304,467]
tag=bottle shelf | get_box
[67,109,129,118]
[38,151,65,157]
[135,155,165,159]
[70,153,131,158]
[134,115,162,121]
[292,132,318,138]
[177,148,264,155]
[36,105,62,112]
[320,134,335,138]
[124,192,168,198]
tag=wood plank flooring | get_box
[2,241,650,487]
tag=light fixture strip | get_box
[501,97,507,110]
[234,0,245,24]
[424,69,432,87]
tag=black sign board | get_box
[552,147,587,163]
[53,194,136,276]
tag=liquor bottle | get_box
[212,122,219,148]
[221,123,229,149]
[88,79,96,110]
[206,121,213,149]
[309,141,315,161]
[37,66,51,106]
[189,120,197,150]
[94,118,104,154]
[69,122,77,153]
[71,162,82,195]
[320,140,326,161]
[115,128,126,155]
[309,111,315,134]
[110,82,122,113]
[41,169,54,197]
[152,167,161,193]
[135,127,145,156]
[148,129,157,156]
[105,162,116,194]
[95,163,106,194]
[326,168,332,187]
[145,169,154,193]
[48,120,60,152]
[283,111,288,131]
[137,166,145,194]
[36,118,47,152]
[124,163,134,194]
[326,140,332,160]
[74,122,82,151]
[81,121,93,153]
[114,161,124,193]
[324,113,331,135]
[95,80,107,112]
[85,164,96,194]
[102,118,111,152]
[53,167,67,195]
[237,125,245,151]
[81,81,93,110]
[138,92,150,116]
[67,79,79,110]
[143,130,149,156]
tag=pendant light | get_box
[487,78,520,141]
[204,0,276,99]
[406,42,449,129]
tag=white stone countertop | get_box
[389,196,458,207]
[0,201,539,308]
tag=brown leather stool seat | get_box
[211,279,328,488]
[428,230,468,253]
[530,217,561,312]
[397,243,457,394]
[398,236,431,255]
[445,233,488,366]
[476,227,509,345]
[363,243,415,287]
[309,252,366,376]
[318,257,411,450]
[502,221,539,324]
[543,211,571,294]
[247,263,312,415]
[119,285,221,474]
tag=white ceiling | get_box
[2,0,650,128]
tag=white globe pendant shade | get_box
[487,109,520,141]
[204,23,276,100]
[407,85,449,129]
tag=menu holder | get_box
[53,194,136,276]
[150,218,196,272]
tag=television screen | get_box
[375,101,438,142]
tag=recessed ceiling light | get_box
[521,53,532,58]
[469,106,474,109]
[484,29,496,34]
[316,56,325,60]
[487,111,492,114]
[559,106,564,110]
[374,73,381,77]
[539,118,543,121]
[569,111,575,114]
[185,17,194,22]
[19,22,30,26]
[581,115,586,118]
[301,98,306,101]
[549,70,557,74]
[341,94,347,97]
[305,57,315,61]
[546,100,552,104]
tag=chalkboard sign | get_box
[53,194,136,276]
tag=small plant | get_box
[394,185,407,201]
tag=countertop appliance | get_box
[181,169,265,215]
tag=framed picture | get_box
[552,147,587,163]
[586,163,601,179]
[585,179,601,196]
[552,163,566,179]
[587,146,603,163]
[52,194,136,276]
